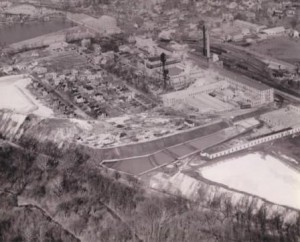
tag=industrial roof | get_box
[232,76,270,91]
[185,93,233,112]
[261,107,300,128]
[218,69,272,91]
[168,66,184,76]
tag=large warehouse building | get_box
[162,70,274,111]
[219,70,274,106]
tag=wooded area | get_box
[0,140,300,242]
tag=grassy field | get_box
[249,37,300,64]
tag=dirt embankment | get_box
[0,111,28,140]
[0,110,229,161]
[80,121,229,161]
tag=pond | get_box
[0,19,74,46]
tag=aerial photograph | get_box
[1,0,300,241]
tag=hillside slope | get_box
[1,142,300,242]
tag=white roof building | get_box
[234,20,266,33]
[262,26,286,36]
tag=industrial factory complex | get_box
[2,2,300,235]
[159,24,275,113]
[1,3,299,159]
[162,69,274,111]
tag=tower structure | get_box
[160,52,169,90]
[203,24,211,58]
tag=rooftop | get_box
[260,106,300,128]
[168,66,184,76]
[262,26,285,34]
[186,93,234,112]
[218,69,272,91]
[234,20,264,29]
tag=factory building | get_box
[161,81,229,106]
[234,20,266,33]
[218,70,274,106]
[166,66,185,90]
[144,24,214,90]
[260,105,300,130]
[144,56,200,90]
[159,23,273,107]
[162,70,274,109]
[160,22,273,110]
[154,64,204,90]
[144,55,180,70]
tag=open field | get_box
[0,75,53,117]
[200,152,300,210]
[248,37,300,64]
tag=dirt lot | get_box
[248,36,300,64]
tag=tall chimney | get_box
[203,25,207,56]
[203,24,211,58]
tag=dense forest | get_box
[0,139,300,242]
